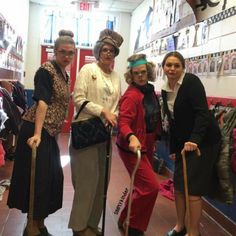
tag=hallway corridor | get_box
[0,134,231,236]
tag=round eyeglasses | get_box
[57,50,75,57]
[101,48,115,56]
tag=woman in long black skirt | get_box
[7,29,76,236]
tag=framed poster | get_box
[202,55,209,76]
[209,54,217,76]
[230,50,236,75]
[156,62,163,80]
[215,53,223,76]
[186,58,193,73]
[222,51,231,75]
[197,56,203,76]
[166,35,176,51]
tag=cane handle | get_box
[181,147,201,158]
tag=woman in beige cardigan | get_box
[68,29,123,236]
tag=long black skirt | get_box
[7,121,63,219]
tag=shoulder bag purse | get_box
[71,101,110,149]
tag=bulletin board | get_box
[0,13,23,82]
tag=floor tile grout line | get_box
[0,209,11,236]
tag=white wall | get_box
[24,3,43,89]
[25,2,131,91]
[115,12,131,93]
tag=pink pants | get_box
[118,135,159,232]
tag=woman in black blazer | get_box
[161,51,221,236]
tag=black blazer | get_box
[161,73,221,153]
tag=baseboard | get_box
[161,166,236,235]
[158,165,173,179]
[202,200,236,236]
[153,155,173,178]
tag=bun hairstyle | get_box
[59,29,74,38]
[54,29,75,51]
[124,53,156,84]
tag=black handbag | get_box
[71,101,110,149]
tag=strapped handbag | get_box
[71,101,110,149]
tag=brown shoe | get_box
[89,227,102,235]
[84,228,96,236]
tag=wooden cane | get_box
[28,143,37,236]
[181,148,201,236]
[125,149,141,236]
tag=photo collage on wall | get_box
[185,50,236,77]
[0,13,23,81]
[156,49,236,81]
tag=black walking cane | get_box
[101,125,113,236]
[181,148,201,236]
[28,143,37,236]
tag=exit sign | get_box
[80,2,91,11]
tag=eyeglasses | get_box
[132,70,147,77]
[101,48,115,56]
[57,50,75,57]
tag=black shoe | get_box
[166,227,187,236]
[117,220,125,231]
[23,228,27,236]
[128,227,144,236]
[39,227,53,236]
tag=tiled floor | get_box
[0,134,231,236]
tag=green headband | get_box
[129,58,147,68]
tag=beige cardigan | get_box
[72,62,121,122]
